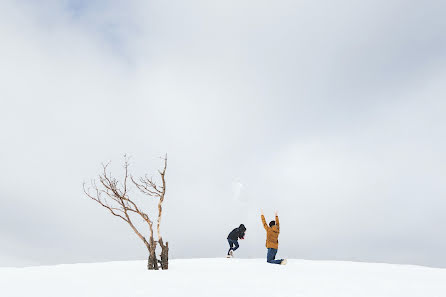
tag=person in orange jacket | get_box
[261,210,287,265]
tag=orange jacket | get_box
[261,215,280,249]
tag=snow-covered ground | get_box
[1,258,445,297]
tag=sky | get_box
[1,0,445,268]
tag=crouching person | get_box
[226,224,246,258]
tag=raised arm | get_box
[261,214,268,230]
[275,211,279,231]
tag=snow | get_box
[1,258,445,297]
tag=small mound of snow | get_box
[1,258,445,297]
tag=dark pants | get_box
[267,248,283,264]
[227,239,239,255]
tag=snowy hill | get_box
[1,258,445,297]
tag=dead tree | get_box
[83,155,169,270]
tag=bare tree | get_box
[83,155,169,270]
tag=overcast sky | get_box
[1,0,445,268]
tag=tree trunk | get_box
[147,238,159,270]
[159,239,169,270]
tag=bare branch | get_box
[157,154,167,240]
[83,181,128,222]
[83,158,155,249]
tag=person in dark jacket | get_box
[226,224,246,258]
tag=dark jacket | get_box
[227,224,246,240]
